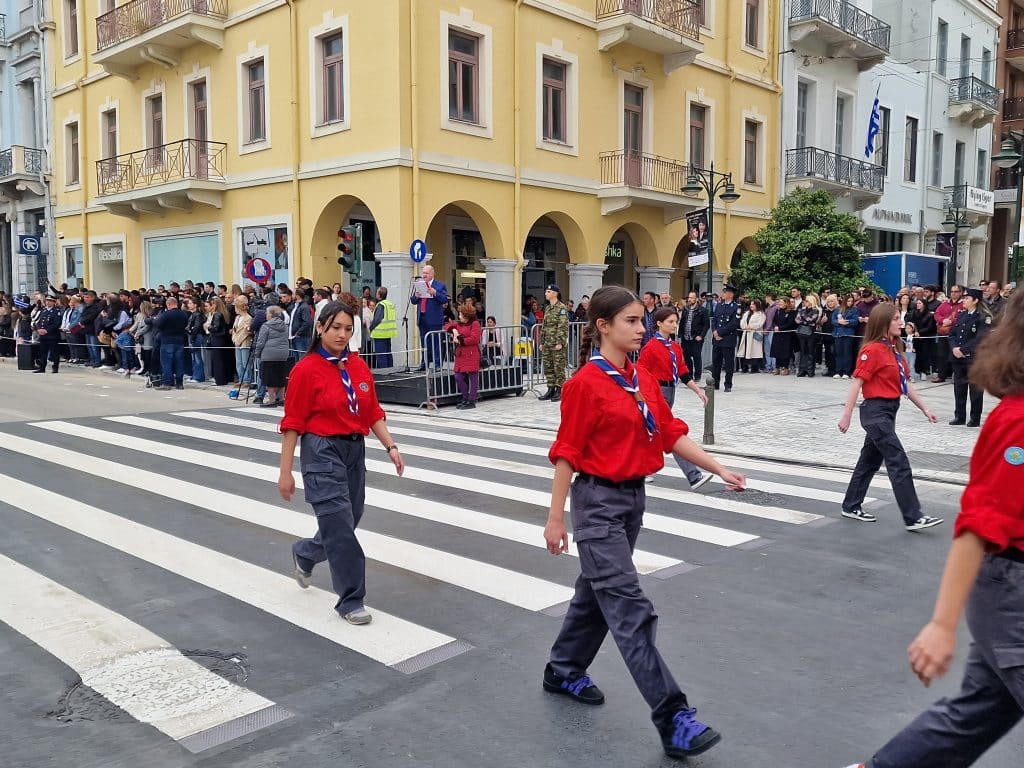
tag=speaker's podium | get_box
[373,363,524,408]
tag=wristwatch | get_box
[386,444,399,453]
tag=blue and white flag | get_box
[864,88,881,159]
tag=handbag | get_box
[753,331,764,343]
[98,330,112,345]
[69,323,85,334]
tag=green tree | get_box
[730,188,875,299]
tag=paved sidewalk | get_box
[387,370,987,485]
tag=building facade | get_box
[49,0,780,349]
[990,0,1023,284]
[780,0,1000,291]
[0,0,55,294]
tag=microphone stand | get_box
[399,274,419,373]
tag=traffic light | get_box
[336,223,363,276]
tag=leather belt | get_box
[577,472,645,490]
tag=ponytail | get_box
[576,322,596,372]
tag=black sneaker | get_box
[906,516,944,532]
[689,473,713,491]
[253,396,265,405]
[660,707,722,759]
[841,507,877,523]
[542,665,605,705]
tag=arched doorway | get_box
[731,237,758,272]
[423,201,505,307]
[603,223,657,292]
[309,194,384,292]
[522,212,587,313]
[671,238,695,300]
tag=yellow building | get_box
[50,0,780,337]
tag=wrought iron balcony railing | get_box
[1008,27,1024,52]
[785,147,884,195]
[0,13,7,45]
[0,146,47,178]
[995,167,1020,191]
[789,0,891,53]
[96,0,227,51]
[948,76,1000,111]
[595,0,701,42]
[1004,97,1024,121]
[96,139,226,195]
[599,150,691,195]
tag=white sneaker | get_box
[906,516,944,532]
[842,375,850,379]
[99,364,114,370]
[833,374,841,379]
[343,608,372,625]
[115,368,126,374]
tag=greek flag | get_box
[864,89,881,159]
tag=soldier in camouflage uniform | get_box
[538,284,570,402]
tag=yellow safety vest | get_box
[369,299,397,339]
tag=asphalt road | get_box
[0,375,1020,768]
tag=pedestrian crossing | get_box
[0,405,872,753]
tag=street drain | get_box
[47,650,249,724]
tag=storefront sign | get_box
[964,186,994,215]
[871,208,913,226]
[97,244,123,262]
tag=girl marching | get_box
[838,303,942,532]
[278,300,405,625]
[843,286,1024,768]
[637,306,712,490]
[542,286,746,760]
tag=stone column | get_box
[635,266,675,297]
[479,257,518,329]
[374,251,419,368]
[566,263,608,305]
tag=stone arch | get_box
[601,221,659,292]
[308,194,385,289]
[731,236,758,270]
[522,211,589,311]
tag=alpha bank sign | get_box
[870,208,915,230]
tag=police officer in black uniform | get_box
[949,287,993,427]
[710,284,741,392]
[33,294,63,373]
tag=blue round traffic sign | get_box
[245,257,273,284]
[409,239,427,263]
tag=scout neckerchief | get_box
[883,338,908,397]
[589,352,657,440]
[318,347,359,415]
[654,332,678,382]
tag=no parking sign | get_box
[244,257,273,284]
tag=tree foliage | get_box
[730,188,876,299]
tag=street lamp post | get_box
[681,161,741,297]
[941,193,971,293]
[993,133,1024,284]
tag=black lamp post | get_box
[992,133,1024,284]
[941,193,971,293]
[681,161,741,297]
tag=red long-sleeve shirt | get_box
[279,351,386,436]
[637,337,690,384]
[549,358,689,482]
[954,395,1024,552]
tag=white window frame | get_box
[139,223,223,286]
[616,71,654,155]
[141,81,166,149]
[63,0,81,64]
[440,9,494,139]
[976,148,988,189]
[834,87,855,158]
[685,90,716,170]
[930,131,944,189]
[902,111,920,187]
[97,98,121,187]
[309,12,351,138]
[697,0,715,36]
[61,238,85,287]
[63,114,82,190]
[535,40,579,156]
[741,0,766,58]
[182,67,213,141]
[237,43,272,155]
[739,109,765,191]
[231,213,293,285]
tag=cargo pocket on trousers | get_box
[301,461,345,506]
[993,644,1024,701]
[574,524,637,591]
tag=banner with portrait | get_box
[686,208,710,268]
[935,232,956,259]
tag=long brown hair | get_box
[860,303,905,353]
[970,288,1024,397]
[577,285,641,367]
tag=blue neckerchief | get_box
[655,332,678,382]
[589,352,657,440]
[884,338,908,397]
[318,347,359,415]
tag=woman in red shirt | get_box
[277,301,405,626]
[444,303,482,409]
[637,305,711,490]
[843,289,1024,768]
[542,286,746,760]
[837,303,941,532]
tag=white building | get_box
[0,0,55,294]
[780,0,1001,289]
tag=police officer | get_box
[538,284,569,402]
[368,286,397,368]
[949,287,993,428]
[710,284,741,392]
[33,294,63,373]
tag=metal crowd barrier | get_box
[419,325,528,408]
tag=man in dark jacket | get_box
[680,290,709,379]
[33,295,63,373]
[282,289,313,359]
[153,297,188,390]
[78,291,103,367]
[710,284,741,392]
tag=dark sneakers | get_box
[841,507,877,523]
[542,665,605,705]
[660,707,722,759]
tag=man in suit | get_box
[411,264,448,371]
[710,284,741,392]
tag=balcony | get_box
[597,150,698,222]
[948,76,1000,127]
[784,147,884,208]
[1,12,7,45]
[95,139,226,218]
[1004,97,1024,123]
[596,0,704,74]
[945,184,994,225]
[788,0,890,71]
[993,168,1020,207]
[1007,28,1024,72]
[94,0,227,79]
[0,146,48,203]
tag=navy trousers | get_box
[868,555,1024,767]
[293,433,367,615]
[549,475,690,730]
